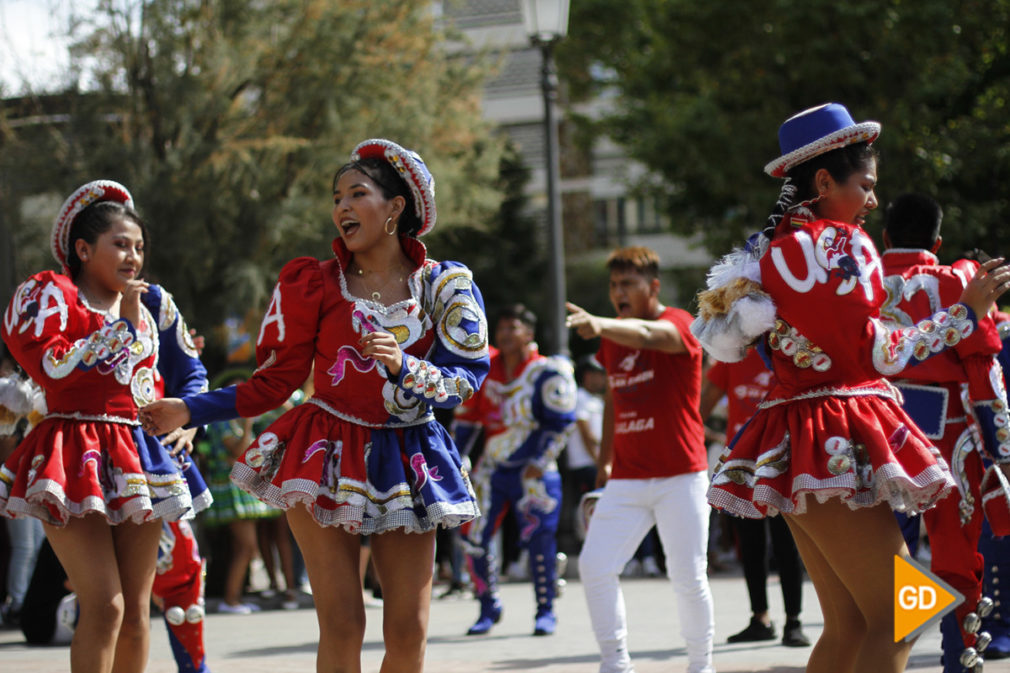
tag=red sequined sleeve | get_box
[2,271,135,387]
[761,222,977,380]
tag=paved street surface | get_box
[3,569,1010,672]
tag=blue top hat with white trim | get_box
[764,103,880,178]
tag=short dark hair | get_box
[606,246,660,281]
[333,157,422,236]
[575,354,604,383]
[67,201,148,280]
[884,193,943,250]
[494,303,537,330]
[788,141,878,205]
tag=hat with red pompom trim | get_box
[764,103,880,178]
[351,139,436,237]
[51,180,135,273]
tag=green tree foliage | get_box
[558,0,1010,260]
[426,143,551,345]
[1,0,504,364]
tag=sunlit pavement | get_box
[2,566,1007,673]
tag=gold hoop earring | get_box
[384,216,397,236]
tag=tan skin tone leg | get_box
[257,518,279,591]
[44,514,162,673]
[287,506,366,673]
[258,515,298,595]
[224,519,258,606]
[45,516,121,673]
[109,518,162,673]
[785,499,913,673]
[286,506,435,673]
[370,529,435,673]
[785,515,864,672]
[274,517,298,596]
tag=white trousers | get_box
[579,472,715,673]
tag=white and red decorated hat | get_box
[51,180,134,272]
[351,139,436,236]
[764,103,880,178]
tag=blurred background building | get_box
[440,0,712,313]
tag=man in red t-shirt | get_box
[567,246,714,673]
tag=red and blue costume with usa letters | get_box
[708,216,962,518]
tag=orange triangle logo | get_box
[894,555,964,642]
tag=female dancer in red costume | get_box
[693,104,1010,673]
[1,180,210,673]
[141,139,490,673]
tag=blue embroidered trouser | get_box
[464,466,562,615]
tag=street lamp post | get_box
[520,0,570,357]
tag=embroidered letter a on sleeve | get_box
[257,285,286,345]
[33,282,69,338]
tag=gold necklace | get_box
[353,265,406,302]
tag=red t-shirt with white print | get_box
[706,348,775,439]
[595,306,708,479]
